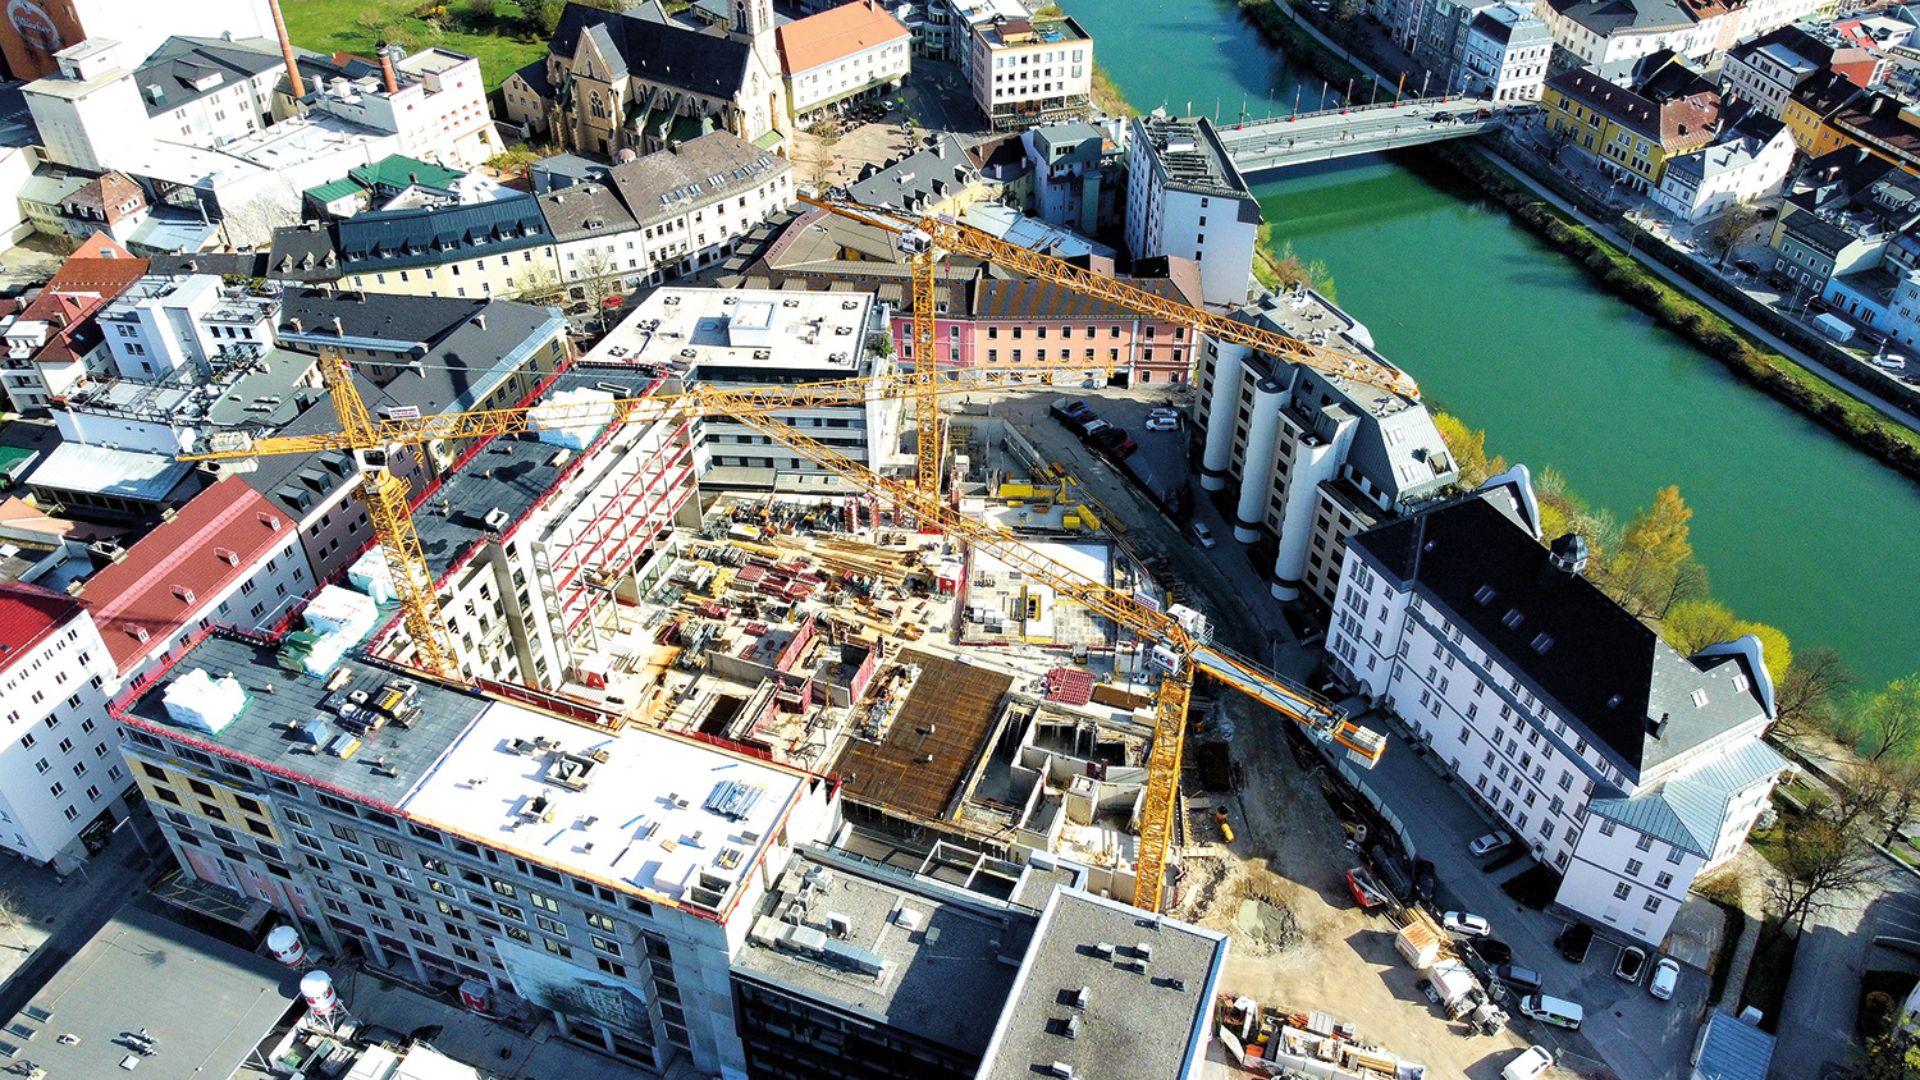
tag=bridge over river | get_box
[1215,98,1504,173]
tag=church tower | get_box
[730,0,783,137]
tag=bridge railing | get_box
[1219,96,1499,135]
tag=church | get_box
[503,0,787,158]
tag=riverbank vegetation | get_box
[1254,223,1336,299]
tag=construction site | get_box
[160,198,1552,1079]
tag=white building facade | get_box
[1125,113,1262,310]
[777,0,913,125]
[968,14,1094,132]
[1652,118,1797,222]
[0,588,126,869]
[1324,477,1788,945]
[1461,3,1554,102]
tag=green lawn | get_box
[281,0,548,93]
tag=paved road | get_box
[0,830,155,1020]
[1362,723,1709,1080]
[1773,870,1920,1078]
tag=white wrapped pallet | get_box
[348,549,396,605]
[161,669,249,734]
[303,585,379,641]
[303,631,355,676]
[532,387,615,450]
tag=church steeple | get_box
[731,0,774,40]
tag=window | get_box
[1635,834,1654,852]
[1666,845,1685,864]
[536,915,565,936]
[1598,819,1616,837]
[1642,895,1662,913]
[530,890,559,913]
[1625,858,1643,876]
[1655,871,1674,889]
[1613,882,1632,900]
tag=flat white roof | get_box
[400,701,806,908]
[973,539,1109,585]
[587,287,880,375]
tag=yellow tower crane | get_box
[798,194,1421,495]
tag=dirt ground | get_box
[789,118,922,191]
[1175,685,1544,1077]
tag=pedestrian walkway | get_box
[1715,867,1767,1008]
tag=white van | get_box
[1518,993,1583,1030]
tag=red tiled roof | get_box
[777,0,910,74]
[81,477,295,672]
[41,233,148,295]
[0,580,83,668]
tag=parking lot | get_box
[1365,721,1716,1079]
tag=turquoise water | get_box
[1070,0,1917,685]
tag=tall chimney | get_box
[379,43,399,96]
[268,0,305,101]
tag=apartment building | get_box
[0,233,150,413]
[1324,479,1787,944]
[0,582,125,868]
[1194,290,1455,606]
[1026,120,1123,236]
[93,273,278,381]
[134,35,285,147]
[1721,25,1881,121]
[583,287,900,486]
[1543,57,1722,193]
[961,267,1201,386]
[1461,3,1555,102]
[115,633,836,1074]
[1539,0,1822,73]
[75,475,314,686]
[968,14,1094,133]
[1652,112,1797,222]
[1784,69,1870,157]
[289,132,792,298]
[57,170,147,244]
[274,287,568,478]
[776,0,913,127]
[1125,113,1262,309]
[22,39,156,174]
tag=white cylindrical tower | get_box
[1233,377,1286,544]
[301,970,339,1017]
[1198,341,1246,492]
[1270,437,1343,600]
[266,925,307,967]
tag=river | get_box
[1064,0,1918,688]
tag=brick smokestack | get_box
[268,0,305,101]
[379,43,398,96]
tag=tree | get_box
[1433,412,1505,489]
[1859,676,1920,765]
[1709,201,1761,269]
[528,0,568,36]
[487,145,540,178]
[1860,756,1920,847]
[515,261,566,308]
[1863,1028,1920,1080]
[1663,598,1736,656]
[1769,770,1892,932]
[1770,646,1854,742]
[1601,485,1694,619]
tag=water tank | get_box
[266,925,307,967]
[301,970,339,1015]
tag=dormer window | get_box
[1474,585,1496,606]
[1690,688,1708,708]
[1530,633,1554,655]
[1733,673,1749,694]
[1501,609,1524,630]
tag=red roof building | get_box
[2,234,150,411]
[80,476,311,675]
[0,579,84,669]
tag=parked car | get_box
[1413,859,1437,904]
[1470,937,1513,966]
[1872,353,1907,371]
[1144,415,1180,431]
[1556,922,1593,964]
[1079,418,1114,442]
[1734,258,1762,275]
[1649,957,1680,1000]
[1105,437,1138,459]
[1468,831,1512,857]
[1189,521,1217,548]
[1494,964,1543,994]
[1432,111,1455,123]
[1615,945,1647,983]
[1502,1046,1554,1080]
[1443,911,1491,936]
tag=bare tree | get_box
[0,888,26,951]
[1769,769,1892,932]
[1709,201,1761,270]
[1861,676,1920,765]
[1768,646,1854,743]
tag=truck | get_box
[1429,960,1482,1019]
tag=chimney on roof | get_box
[267,0,306,101]
[289,317,302,332]
[474,312,486,331]
[332,316,344,335]
[379,43,399,95]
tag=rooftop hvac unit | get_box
[841,299,859,309]
[826,912,852,938]
[723,296,737,304]
[752,349,771,360]
[483,508,511,531]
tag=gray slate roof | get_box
[1590,738,1787,854]
[0,906,299,1079]
[1696,1010,1776,1080]
[1350,495,1771,779]
[133,36,282,118]
[847,133,979,212]
[537,179,639,242]
[335,195,552,274]
[547,1,753,98]
[1545,0,1692,35]
[605,131,789,227]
